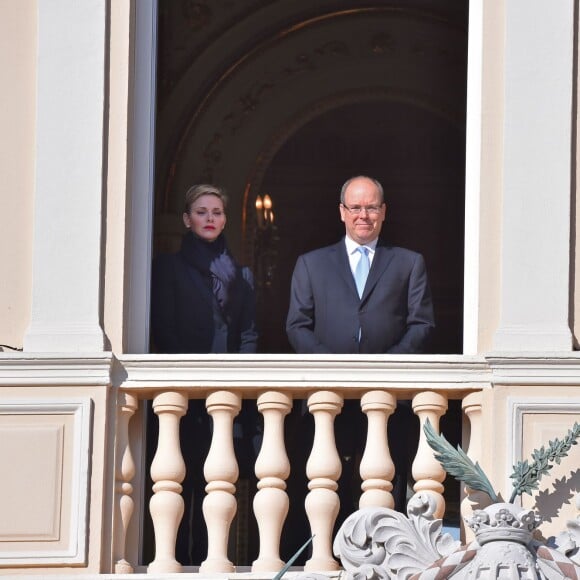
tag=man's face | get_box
[339,178,386,245]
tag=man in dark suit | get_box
[285,175,435,513]
[286,175,435,353]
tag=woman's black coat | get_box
[151,233,258,353]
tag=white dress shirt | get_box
[344,235,378,278]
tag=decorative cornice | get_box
[1,352,580,390]
[485,352,580,385]
[0,353,113,386]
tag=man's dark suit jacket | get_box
[286,238,435,354]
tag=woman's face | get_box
[183,194,226,242]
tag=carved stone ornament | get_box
[302,493,580,580]
[333,493,461,579]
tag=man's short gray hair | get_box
[340,176,385,204]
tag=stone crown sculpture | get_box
[290,420,580,579]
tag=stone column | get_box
[305,390,343,571]
[201,390,241,573]
[493,0,574,351]
[412,391,448,519]
[114,392,138,573]
[24,0,107,352]
[461,391,490,542]
[359,390,396,508]
[148,391,187,574]
[252,391,292,572]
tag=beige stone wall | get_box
[520,408,580,540]
[481,384,580,540]
[0,1,36,351]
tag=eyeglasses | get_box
[341,203,383,215]
[191,209,225,218]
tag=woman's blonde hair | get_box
[184,184,228,213]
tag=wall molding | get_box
[0,353,112,386]
[508,397,580,502]
[0,398,92,565]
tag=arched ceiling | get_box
[154,0,468,255]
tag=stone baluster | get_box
[252,391,292,572]
[200,390,241,573]
[148,391,187,574]
[412,391,448,519]
[304,391,343,571]
[461,391,488,542]
[359,390,396,508]
[114,392,138,573]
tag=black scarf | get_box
[179,232,238,314]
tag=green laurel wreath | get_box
[423,418,499,502]
[508,422,580,503]
[424,418,580,504]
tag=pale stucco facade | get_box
[0,0,579,577]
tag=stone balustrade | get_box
[3,353,580,577]
[113,354,488,574]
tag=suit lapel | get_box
[361,241,395,302]
[330,239,359,296]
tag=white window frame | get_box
[126,0,158,354]
[126,0,484,355]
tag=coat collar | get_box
[179,254,215,308]
[329,239,358,294]
[361,239,396,301]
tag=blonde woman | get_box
[151,184,257,353]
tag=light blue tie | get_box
[354,246,370,298]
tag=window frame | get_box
[126,0,484,355]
